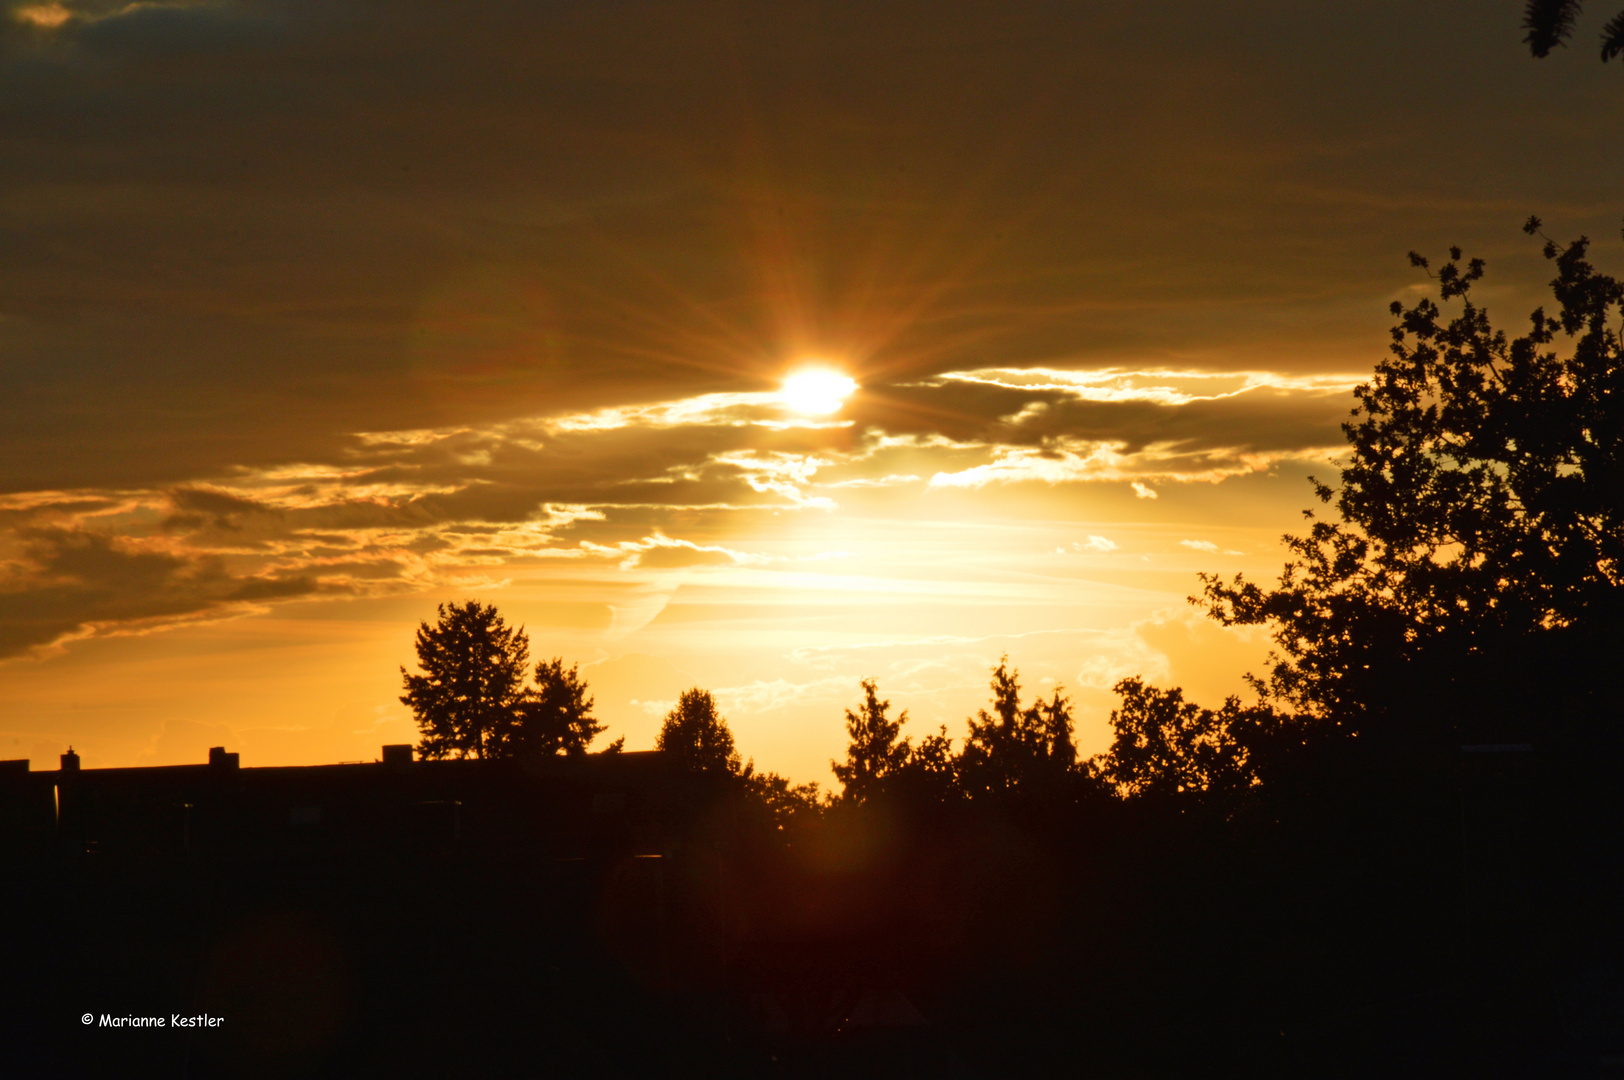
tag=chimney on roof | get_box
[60,747,80,772]
[208,746,239,769]
[381,744,414,767]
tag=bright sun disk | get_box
[780,369,858,415]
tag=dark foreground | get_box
[3,751,1622,1078]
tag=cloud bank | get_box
[0,365,1353,658]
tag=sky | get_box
[3,0,1622,783]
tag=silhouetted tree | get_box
[500,657,609,757]
[400,601,529,760]
[1089,678,1252,802]
[1523,0,1624,62]
[1035,686,1078,773]
[742,769,826,831]
[957,658,1060,800]
[1199,224,1624,751]
[830,679,911,804]
[656,688,742,775]
[890,723,960,805]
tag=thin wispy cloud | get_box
[0,367,1358,658]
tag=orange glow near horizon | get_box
[4,0,1571,791]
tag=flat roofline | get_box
[43,749,670,776]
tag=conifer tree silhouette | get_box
[831,679,911,804]
[1523,0,1624,62]
[502,657,607,757]
[656,688,741,775]
[400,601,529,760]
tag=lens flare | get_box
[780,369,858,415]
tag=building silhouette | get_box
[0,745,678,862]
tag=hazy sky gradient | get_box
[3,0,1621,781]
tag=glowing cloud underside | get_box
[780,370,858,415]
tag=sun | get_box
[780,368,858,415]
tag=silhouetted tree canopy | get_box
[1523,0,1624,62]
[656,688,742,775]
[1089,678,1256,803]
[957,658,1076,800]
[1038,686,1078,773]
[889,722,960,806]
[831,679,911,804]
[400,601,530,760]
[502,657,609,757]
[820,662,1087,807]
[742,769,825,830]
[400,602,614,761]
[1200,225,1624,748]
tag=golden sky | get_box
[2,0,1621,783]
